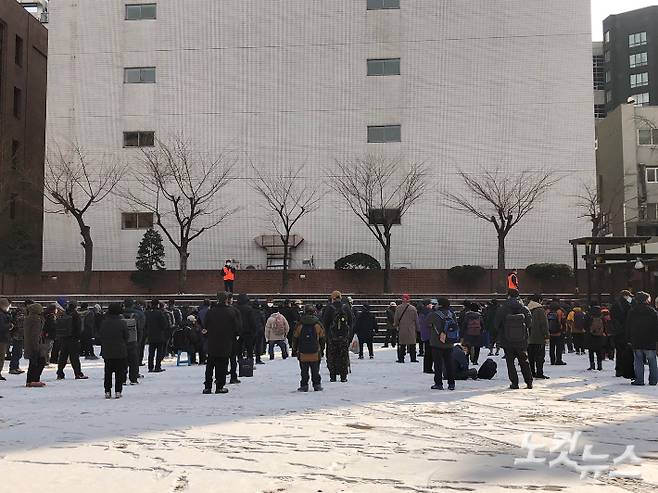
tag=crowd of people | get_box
[0,286,656,399]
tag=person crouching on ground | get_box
[24,303,48,388]
[99,303,130,399]
[453,342,478,380]
[292,305,326,392]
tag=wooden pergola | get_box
[569,236,652,303]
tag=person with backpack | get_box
[462,303,484,365]
[585,306,607,371]
[417,300,434,373]
[527,295,550,379]
[124,299,146,374]
[427,298,457,390]
[567,304,587,355]
[495,289,533,390]
[56,301,88,380]
[145,300,169,373]
[484,299,500,356]
[322,291,353,382]
[354,304,376,359]
[202,292,240,394]
[547,301,567,366]
[80,303,96,360]
[265,307,290,360]
[601,306,615,360]
[292,305,326,392]
[99,303,129,399]
[626,291,658,386]
[394,294,419,363]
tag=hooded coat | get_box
[625,302,658,350]
[236,294,257,339]
[527,301,549,344]
[23,304,47,359]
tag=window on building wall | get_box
[630,72,648,88]
[630,52,648,68]
[604,31,610,43]
[125,3,157,20]
[634,92,650,105]
[629,32,647,48]
[638,128,658,145]
[367,0,400,10]
[367,125,401,143]
[124,67,156,83]
[123,131,155,147]
[367,58,400,76]
[13,87,21,118]
[593,55,605,89]
[11,140,20,170]
[15,35,23,66]
[646,203,658,221]
[121,212,154,230]
[646,167,658,183]
[605,71,611,83]
[594,104,606,119]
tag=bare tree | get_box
[44,143,125,292]
[327,155,428,293]
[124,136,237,293]
[574,184,610,238]
[446,168,559,292]
[251,163,320,292]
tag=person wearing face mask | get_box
[222,260,236,293]
[611,290,634,378]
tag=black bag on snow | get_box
[477,358,497,380]
[239,357,254,378]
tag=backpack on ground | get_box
[466,315,482,337]
[504,313,528,346]
[55,314,73,340]
[123,314,138,344]
[589,317,605,337]
[547,311,561,335]
[437,311,460,343]
[298,324,319,354]
[330,307,350,341]
[573,311,586,333]
[478,358,497,379]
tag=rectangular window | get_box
[14,35,23,66]
[605,71,611,83]
[593,55,605,89]
[638,128,658,145]
[647,167,658,183]
[11,140,20,170]
[630,72,648,88]
[630,52,648,68]
[123,131,155,147]
[629,32,647,48]
[121,212,154,230]
[125,3,157,20]
[367,0,400,10]
[647,203,658,221]
[594,104,606,119]
[634,92,650,105]
[367,125,401,143]
[124,67,156,83]
[13,87,21,118]
[604,31,610,43]
[367,58,400,76]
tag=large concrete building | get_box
[0,0,48,270]
[593,42,606,120]
[44,0,595,273]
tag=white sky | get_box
[592,0,658,39]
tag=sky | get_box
[592,0,658,39]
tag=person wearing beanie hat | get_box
[625,292,658,386]
[383,302,397,348]
[0,298,13,381]
[394,294,419,363]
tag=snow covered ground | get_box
[1,347,658,493]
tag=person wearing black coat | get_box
[236,294,257,361]
[145,300,169,373]
[611,290,633,377]
[252,301,266,365]
[626,292,658,386]
[355,304,376,359]
[494,290,533,390]
[203,292,240,394]
[56,302,88,380]
[99,303,129,398]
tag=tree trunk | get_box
[497,231,506,293]
[282,236,290,293]
[80,224,93,293]
[178,247,189,294]
[383,231,392,293]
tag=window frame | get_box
[630,52,648,69]
[646,167,658,183]
[124,66,156,84]
[125,3,157,20]
[123,131,155,148]
[367,124,402,143]
[634,92,650,105]
[638,128,658,145]
[367,58,401,76]
[628,32,647,48]
[630,72,649,89]
[367,0,400,10]
[14,35,23,66]
[121,211,155,230]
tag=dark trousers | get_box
[126,342,140,382]
[49,339,60,364]
[300,361,321,387]
[81,330,95,357]
[104,358,127,393]
[572,333,585,353]
[605,336,615,360]
[565,332,574,352]
[224,280,234,293]
[431,346,455,387]
[398,344,417,362]
[417,333,424,356]
[527,343,546,376]
[139,335,147,366]
[241,335,254,360]
[230,339,240,378]
[549,336,564,364]
[469,346,481,365]
[268,340,288,359]
[589,349,603,369]
[254,331,265,362]
[504,347,533,387]
[359,340,373,358]
[615,338,627,375]
[384,327,396,347]
[10,340,23,370]
[423,341,434,373]
[205,356,229,389]
[26,356,46,383]
[57,339,82,377]
[148,342,164,371]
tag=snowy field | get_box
[1,347,658,493]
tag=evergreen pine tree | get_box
[131,228,166,290]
